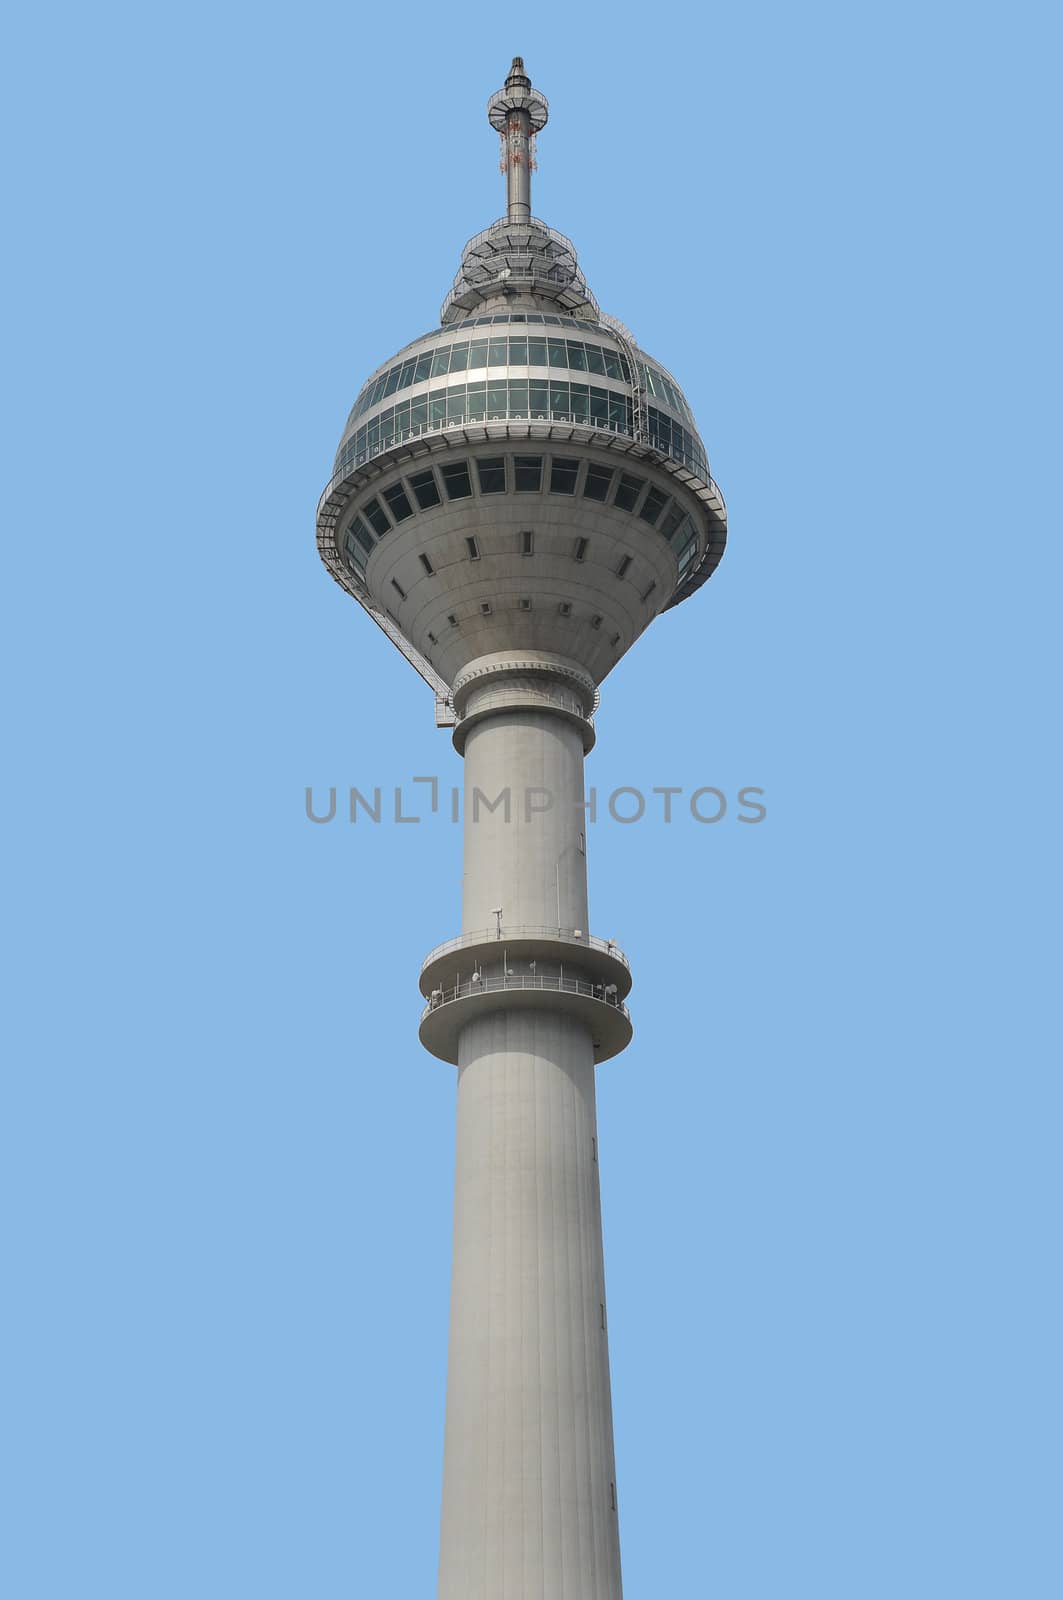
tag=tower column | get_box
[436,666,623,1599]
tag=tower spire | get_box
[488,56,549,225]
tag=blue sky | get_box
[3,3,1059,1596]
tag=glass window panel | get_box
[508,378,529,414]
[486,379,508,416]
[589,390,609,424]
[514,455,542,491]
[488,337,508,365]
[468,339,489,367]
[398,360,415,388]
[613,472,645,512]
[414,353,433,382]
[466,381,486,420]
[363,497,391,536]
[583,464,613,502]
[669,515,693,552]
[440,461,472,499]
[383,367,400,396]
[566,341,587,370]
[548,338,568,367]
[550,457,579,494]
[351,516,375,554]
[344,537,367,574]
[660,504,684,540]
[639,487,669,526]
[543,315,560,325]
[408,469,441,509]
[477,457,506,494]
[527,336,547,365]
[585,345,606,375]
[527,313,545,323]
[609,395,628,430]
[383,483,414,522]
[431,348,451,377]
[509,313,526,322]
[430,394,447,424]
[410,396,428,428]
[448,344,469,372]
[550,381,570,414]
[570,388,590,422]
[529,379,549,417]
[508,336,528,363]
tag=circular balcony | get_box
[419,971,633,1066]
[419,925,632,1001]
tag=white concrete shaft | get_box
[438,698,623,1597]
[438,1008,622,1600]
[461,698,590,935]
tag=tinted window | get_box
[514,455,542,491]
[477,457,506,494]
[408,469,440,509]
[639,487,669,526]
[363,497,391,536]
[550,458,579,494]
[583,465,613,502]
[382,483,414,522]
[613,473,645,512]
[440,461,472,500]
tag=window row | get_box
[639,362,696,426]
[335,381,711,483]
[339,455,701,584]
[350,337,634,420]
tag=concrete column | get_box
[438,1008,622,1600]
[461,702,590,935]
[438,690,623,1598]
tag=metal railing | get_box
[422,926,629,972]
[422,972,630,1019]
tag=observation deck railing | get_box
[422,972,630,1020]
[421,925,629,973]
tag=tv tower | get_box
[316,57,726,1599]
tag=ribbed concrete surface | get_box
[438,1007,622,1599]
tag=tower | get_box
[316,57,726,1598]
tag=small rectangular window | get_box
[408,469,441,509]
[610,632,621,646]
[521,529,534,556]
[448,613,459,627]
[362,497,391,537]
[514,454,542,491]
[610,1482,616,1512]
[613,473,645,513]
[480,601,492,616]
[426,631,437,645]
[600,1303,605,1330]
[591,614,602,629]
[441,461,473,500]
[578,832,586,854]
[550,457,579,495]
[592,1134,597,1160]
[616,555,632,579]
[639,487,669,526]
[519,597,532,611]
[573,537,589,563]
[582,464,614,502]
[391,578,406,600]
[419,553,434,575]
[476,456,507,494]
[558,601,572,617]
[641,580,657,602]
[465,536,480,560]
[382,483,414,522]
